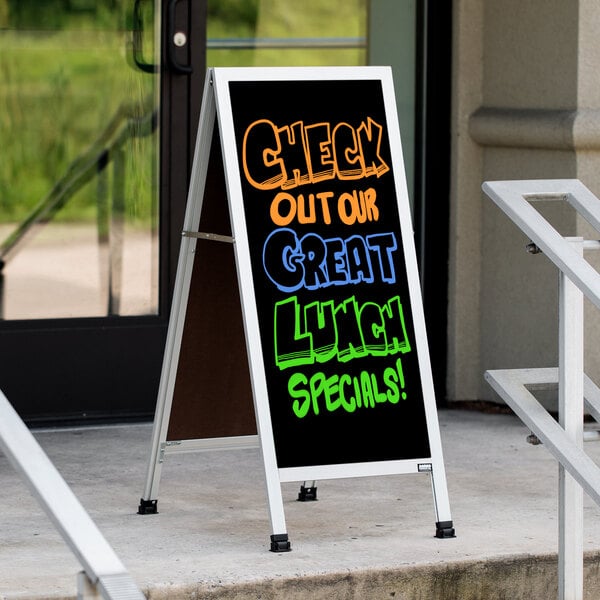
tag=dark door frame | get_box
[415,1,452,404]
[160,0,207,299]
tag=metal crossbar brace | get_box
[0,389,145,599]
[482,180,600,312]
[181,230,234,243]
[485,368,600,509]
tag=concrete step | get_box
[1,410,600,599]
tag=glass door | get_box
[0,0,206,423]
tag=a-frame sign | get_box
[139,67,455,552]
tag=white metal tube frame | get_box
[482,179,600,600]
[0,388,145,600]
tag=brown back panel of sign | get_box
[167,129,256,442]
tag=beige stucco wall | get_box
[448,0,600,403]
[447,0,484,401]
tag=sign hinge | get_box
[159,440,182,463]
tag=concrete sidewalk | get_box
[1,408,600,599]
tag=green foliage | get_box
[207,0,259,33]
[207,0,366,67]
[6,0,122,30]
[0,27,156,225]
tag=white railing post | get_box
[558,238,584,600]
[0,389,145,599]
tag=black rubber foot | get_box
[435,520,456,538]
[138,498,158,515]
[297,484,317,502]
[270,533,292,552]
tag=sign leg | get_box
[138,70,217,516]
[266,479,291,552]
[430,466,455,538]
[426,422,455,538]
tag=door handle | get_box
[130,0,159,73]
[167,0,193,75]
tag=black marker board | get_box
[226,78,429,469]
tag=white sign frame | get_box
[141,67,454,551]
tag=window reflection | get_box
[0,1,159,320]
[207,0,367,67]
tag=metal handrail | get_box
[207,36,366,50]
[482,179,600,600]
[0,387,145,598]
